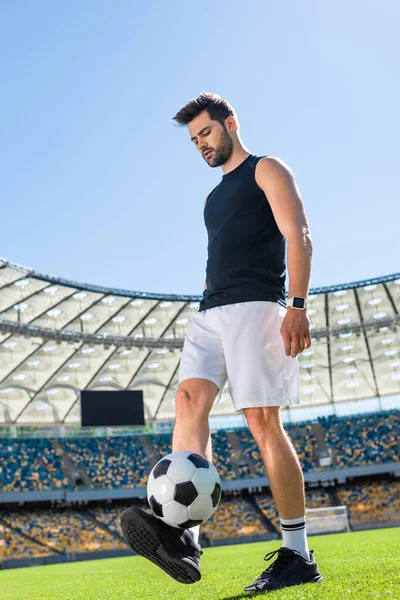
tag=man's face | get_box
[188,111,234,168]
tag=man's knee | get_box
[175,386,192,417]
[175,382,215,421]
[243,406,282,439]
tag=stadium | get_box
[0,257,399,591]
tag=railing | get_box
[1,313,399,349]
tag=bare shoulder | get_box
[255,156,296,194]
[256,156,294,179]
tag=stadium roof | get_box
[0,258,399,425]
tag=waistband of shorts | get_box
[198,296,286,312]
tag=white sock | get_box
[280,516,309,561]
[189,525,200,546]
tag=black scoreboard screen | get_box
[80,390,145,427]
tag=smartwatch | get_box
[287,296,308,310]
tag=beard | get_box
[206,125,233,167]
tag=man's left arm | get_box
[255,157,313,358]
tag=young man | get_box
[121,92,323,592]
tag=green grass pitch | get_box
[0,528,399,599]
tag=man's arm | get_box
[255,157,313,357]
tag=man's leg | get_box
[120,377,218,584]
[173,378,217,461]
[172,378,218,545]
[243,406,309,559]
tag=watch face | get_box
[293,297,305,309]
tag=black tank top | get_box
[199,154,286,312]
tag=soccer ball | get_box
[147,451,222,529]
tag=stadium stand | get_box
[1,411,399,493]
[236,421,320,477]
[0,522,54,562]
[287,424,322,471]
[254,493,280,532]
[0,438,70,492]
[336,479,400,526]
[135,431,238,480]
[320,411,400,467]
[148,434,172,459]
[305,489,332,509]
[1,508,124,554]
[210,429,237,480]
[201,496,269,539]
[88,504,131,537]
[61,436,150,489]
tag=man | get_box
[121,92,323,592]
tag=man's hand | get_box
[280,308,311,358]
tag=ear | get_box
[225,115,237,132]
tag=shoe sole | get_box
[244,573,324,592]
[121,507,201,585]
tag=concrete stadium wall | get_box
[351,520,400,531]
[206,533,278,547]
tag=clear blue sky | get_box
[1,1,399,296]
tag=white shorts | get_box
[178,301,300,411]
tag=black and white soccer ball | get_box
[147,451,222,529]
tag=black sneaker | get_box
[120,506,202,585]
[244,547,323,593]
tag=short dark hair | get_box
[172,92,236,127]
